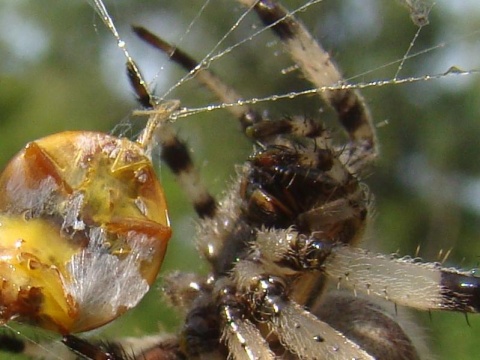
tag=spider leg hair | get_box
[232,260,375,359]
[239,0,376,145]
[215,278,277,360]
[254,228,480,312]
[312,291,422,360]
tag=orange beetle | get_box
[0,130,171,334]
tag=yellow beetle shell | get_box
[0,131,171,334]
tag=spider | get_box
[0,0,480,359]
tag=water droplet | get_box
[444,66,464,75]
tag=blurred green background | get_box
[0,0,480,359]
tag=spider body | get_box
[1,1,480,359]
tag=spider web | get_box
[0,1,480,359]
